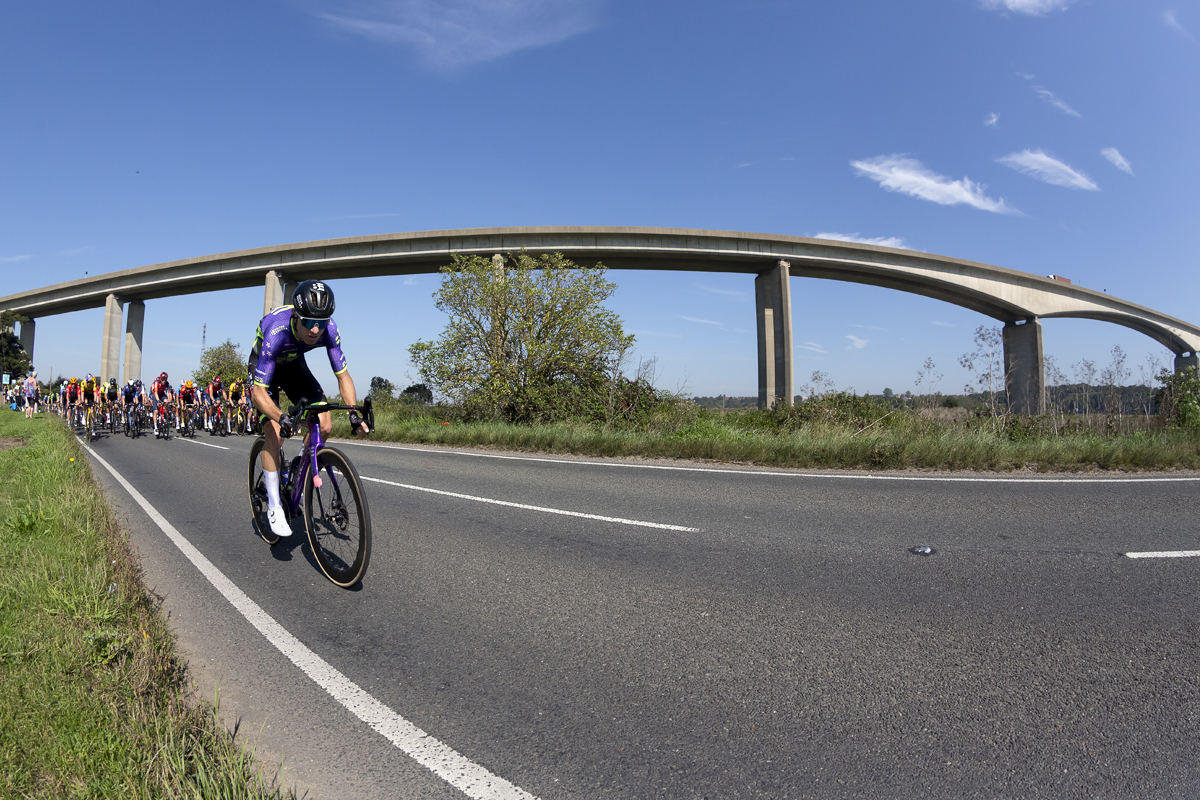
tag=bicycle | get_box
[85,404,96,441]
[182,404,197,438]
[230,401,248,436]
[210,401,226,437]
[155,401,173,441]
[247,397,375,588]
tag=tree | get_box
[192,339,247,388]
[408,251,635,419]
[0,311,33,381]
[401,383,433,405]
[368,377,396,401]
[914,357,943,408]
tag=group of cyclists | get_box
[49,371,256,439]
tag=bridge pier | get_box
[18,318,34,362]
[100,294,124,385]
[1175,352,1198,373]
[124,300,145,384]
[264,270,297,315]
[1003,318,1045,415]
[756,260,793,409]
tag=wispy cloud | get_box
[680,316,722,326]
[981,0,1075,15]
[1,254,33,263]
[1164,9,1192,37]
[698,285,749,299]
[315,0,602,70]
[1100,147,1134,176]
[998,149,1098,190]
[984,112,1000,127]
[815,232,907,249]
[845,335,868,350]
[931,321,955,327]
[797,342,827,354]
[1032,85,1081,117]
[852,154,1020,215]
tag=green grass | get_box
[0,411,293,799]
[332,401,1200,472]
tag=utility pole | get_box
[201,323,206,352]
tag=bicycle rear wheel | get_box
[304,447,371,588]
[247,437,282,545]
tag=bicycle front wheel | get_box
[304,447,371,588]
[247,437,282,545]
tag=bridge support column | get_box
[18,319,34,362]
[100,294,124,385]
[264,270,288,315]
[756,260,793,409]
[1174,352,1198,374]
[1003,318,1045,415]
[124,300,145,384]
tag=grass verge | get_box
[0,411,293,799]
[332,404,1200,472]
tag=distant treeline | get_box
[695,383,1161,415]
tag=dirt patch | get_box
[0,437,27,450]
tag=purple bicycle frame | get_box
[284,413,339,513]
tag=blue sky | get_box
[3,0,1197,398]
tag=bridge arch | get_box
[3,227,1197,411]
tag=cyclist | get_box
[249,280,369,537]
[80,374,98,427]
[227,376,248,433]
[104,378,120,425]
[206,375,226,432]
[61,379,73,419]
[178,380,199,430]
[120,379,137,429]
[149,372,174,436]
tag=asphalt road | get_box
[79,423,1200,800]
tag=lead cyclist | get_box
[248,280,370,538]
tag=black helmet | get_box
[292,280,335,319]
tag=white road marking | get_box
[1124,550,1200,559]
[337,440,1200,484]
[361,475,700,532]
[80,443,539,800]
[174,435,231,450]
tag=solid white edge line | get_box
[1124,550,1200,559]
[361,475,699,532]
[174,435,231,450]
[79,441,538,800]
[335,440,1200,484]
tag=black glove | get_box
[277,413,294,438]
[348,411,365,433]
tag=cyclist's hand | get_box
[277,413,294,439]
[348,411,370,437]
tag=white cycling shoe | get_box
[267,506,292,537]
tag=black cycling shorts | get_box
[248,353,325,416]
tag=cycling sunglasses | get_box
[297,316,330,331]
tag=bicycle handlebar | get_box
[287,396,375,432]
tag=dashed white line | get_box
[173,435,231,450]
[79,442,539,800]
[360,475,699,532]
[1124,550,1200,559]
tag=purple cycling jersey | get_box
[251,306,348,387]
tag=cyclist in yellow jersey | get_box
[228,378,248,432]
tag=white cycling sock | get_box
[264,468,282,509]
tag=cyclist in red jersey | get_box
[150,372,175,436]
[177,380,198,430]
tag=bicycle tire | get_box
[304,446,371,588]
[247,437,283,545]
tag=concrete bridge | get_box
[3,226,1199,412]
